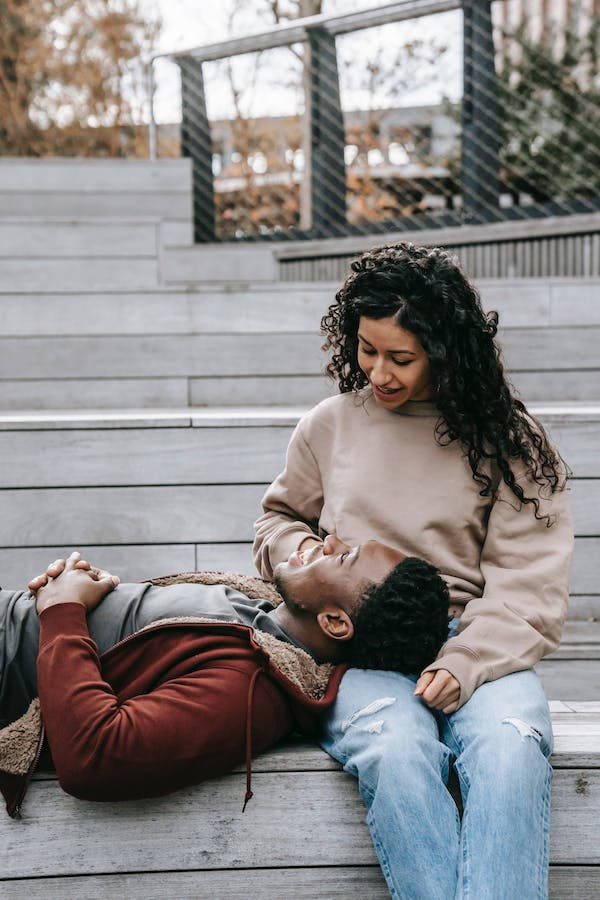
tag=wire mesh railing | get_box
[148,0,600,242]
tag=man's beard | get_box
[272,568,302,615]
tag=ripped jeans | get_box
[319,665,553,900]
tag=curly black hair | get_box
[345,556,450,675]
[321,242,568,522]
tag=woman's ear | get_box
[317,607,355,642]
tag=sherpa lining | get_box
[0,699,41,776]
[145,572,335,701]
[0,571,333,780]
[148,571,282,606]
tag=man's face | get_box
[274,535,405,614]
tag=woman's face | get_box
[357,316,436,409]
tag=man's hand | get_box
[414,669,461,715]
[28,551,120,615]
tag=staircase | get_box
[1,158,599,898]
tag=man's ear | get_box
[316,607,355,642]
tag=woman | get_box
[253,243,573,899]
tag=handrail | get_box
[147,0,461,159]
[149,0,460,63]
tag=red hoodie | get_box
[1,602,346,816]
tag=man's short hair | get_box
[345,557,450,675]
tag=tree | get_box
[497,13,600,203]
[0,0,159,156]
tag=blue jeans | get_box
[320,665,553,899]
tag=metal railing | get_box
[148,0,600,243]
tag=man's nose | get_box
[323,533,351,555]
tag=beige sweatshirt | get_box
[253,390,573,708]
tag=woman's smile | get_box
[357,316,436,408]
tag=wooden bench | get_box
[1,702,598,899]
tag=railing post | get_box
[461,0,501,221]
[306,26,347,237]
[177,55,215,242]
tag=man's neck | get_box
[270,605,342,663]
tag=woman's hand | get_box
[414,669,461,714]
[29,551,120,615]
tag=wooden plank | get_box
[0,864,597,900]
[190,374,334,407]
[2,768,599,879]
[536,659,600,702]
[0,481,595,547]
[0,485,266,545]
[0,378,189,411]
[570,480,600,536]
[0,258,158,291]
[273,214,600,259]
[512,370,600,403]
[161,220,193,246]
[0,159,192,193]
[0,426,292,487]
[0,545,198,588]
[0,287,333,336]
[0,223,158,258]
[0,193,192,219]
[162,245,277,283]
[499,327,600,370]
[3,772,380,878]
[1,329,598,380]
[550,282,600,325]
[0,868,391,900]
[478,281,551,325]
[194,543,257,576]
[0,334,323,379]
[570,541,600,595]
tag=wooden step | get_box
[0,408,596,626]
[0,158,193,222]
[1,703,598,898]
[0,278,597,407]
[0,219,160,258]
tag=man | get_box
[0,536,449,818]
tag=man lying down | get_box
[0,536,449,818]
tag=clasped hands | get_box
[296,536,461,714]
[28,551,120,615]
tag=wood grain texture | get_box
[2,768,599,880]
[0,426,292,487]
[1,329,598,380]
[2,866,597,900]
[0,287,333,336]
[0,545,198,588]
[0,481,595,547]
[0,485,266,545]
[0,419,596,488]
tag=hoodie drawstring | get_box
[242,665,264,812]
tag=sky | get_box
[141,0,463,123]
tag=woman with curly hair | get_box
[253,242,572,900]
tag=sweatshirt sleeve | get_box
[36,604,286,801]
[422,472,573,708]
[253,418,324,579]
